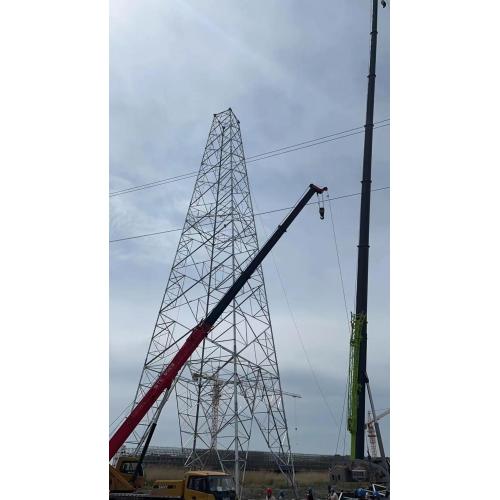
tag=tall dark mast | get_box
[353,0,383,459]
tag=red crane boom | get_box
[109,183,328,460]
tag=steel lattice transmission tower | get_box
[127,109,296,495]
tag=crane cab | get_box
[109,456,145,492]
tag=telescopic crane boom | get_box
[109,183,328,460]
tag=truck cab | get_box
[152,471,236,500]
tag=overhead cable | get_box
[110,120,390,198]
[109,186,389,243]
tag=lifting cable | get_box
[293,396,299,450]
[326,193,351,327]
[342,420,348,456]
[336,384,349,455]
[325,193,353,455]
[270,250,341,428]
[253,197,341,429]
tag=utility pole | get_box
[353,0,384,459]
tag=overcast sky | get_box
[110,0,389,456]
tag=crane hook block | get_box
[319,206,325,220]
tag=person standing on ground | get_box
[265,488,275,500]
[306,487,314,500]
[327,485,338,500]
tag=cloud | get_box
[110,0,389,456]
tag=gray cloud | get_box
[110,0,389,456]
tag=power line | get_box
[110,227,183,243]
[109,402,133,434]
[110,172,198,197]
[109,186,389,243]
[109,120,389,198]
[245,119,389,160]
[245,123,389,164]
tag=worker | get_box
[265,488,275,500]
[306,487,314,500]
[328,487,339,500]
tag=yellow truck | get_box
[151,471,236,500]
[110,468,236,500]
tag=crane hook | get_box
[317,192,325,220]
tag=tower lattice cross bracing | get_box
[127,108,296,494]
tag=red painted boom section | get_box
[109,322,209,460]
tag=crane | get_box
[191,372,224,450]
[365,409,390,426]
[109,183,328,461]
[365,374,388,466]
[191,371,301,450]
[365,409,389,458]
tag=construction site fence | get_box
[123,446,340,472]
